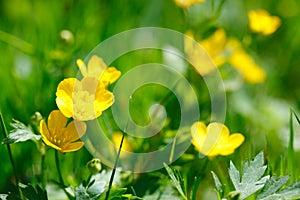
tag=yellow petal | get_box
[48,110,67,130]
[200,122,229,156]
[61,141,84,153]
[207,122,229,138]
[40,119,51,140]
[95,86,114,113]
[56,78,76,118]
[76,59,88,77]
[101,67,121,85]
[191,122,207,150]
[87,55,107,78]
[65,120,87,142]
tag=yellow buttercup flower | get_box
[56,77,114,121]
[56,55,121,121]
[229,48,266,83]
[173,0,204,8]
[191,122,245,157]
[185,29,266,83]
[39,110,86,153]
[248,9,281,35]
[184,31,221,76]
[76,55,121,86]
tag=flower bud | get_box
[86,158,102,174]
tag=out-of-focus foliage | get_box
[1,0,300,199]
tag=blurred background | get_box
[1,0,300,198]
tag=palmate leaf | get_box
[2,119,41,144]
[74,168,122,200]
[143,185,181,200]
[229,152,270,199]
[257,176,289,199]
[258,180,300,200]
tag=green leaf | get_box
[143,185,182,200]
[74,168,122,200]
[229,152,269,200]
[0,194,8,200]
[257,176,290,199]
[211,171,223,196]
[258,181,300,200]
[19,183,47,200]
[2,120,41,144]
[99,188,127,200]
[163,163,187,200]
[293,110,300,125]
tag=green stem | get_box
[0,112,22,198]
[41,153,46,190]
[55,150,73,200]
[105,132,125,200]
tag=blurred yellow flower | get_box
[56,77,114,121]
[113,131,132,151]
[39,110,86,153]
[173,0,204,8]
[184,31,221,76]
[229,48,266,83]
[200,29,228,67]
[76,55,121,86]
[248,9,281,35]
[191,122,244,157]
[185,29,266,83]
[56,55,121,121]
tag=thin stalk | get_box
[55,150,73,200]
[0,112,22,198]
[0,30,35,55]
[105,132,125,200]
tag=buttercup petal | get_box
[61,141,84,153]
[48,110,67,130]
[76,59,88,77]
[65,120,87,142]
[40,120,51,140]
[87,55,107,78]
[95,86,114,112]
[56,78,76,118]
[191,122,207,151]
[101,67,121,85]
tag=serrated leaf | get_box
[258,181,300,200]
[74,168,122,200]
[2,120,41,144]
[163,163,187,200]
[229,152,269,200]
[211,171,223,195]
[143,185,181,200]
[257,176,290,199]
[19,183,47,200]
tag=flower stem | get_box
[0,112,22,198]
[41,153,46,189]
[105,132,125,200]
[55,150,73,200]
